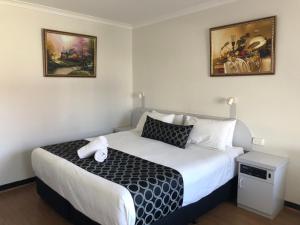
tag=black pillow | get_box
[141,116,193,149]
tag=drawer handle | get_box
[239,178,244,188]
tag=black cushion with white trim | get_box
[141,116,193,149]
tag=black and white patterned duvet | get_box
[42,140,184,225]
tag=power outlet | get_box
[252,137,265,146]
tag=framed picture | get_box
[42,29,97,77]
[210,16,276,76]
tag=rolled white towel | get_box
[77,136,108,159]
[94,147,108,163]
[97,136,108,147]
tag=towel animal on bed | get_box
[77,136,108,162]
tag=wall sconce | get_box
[226,97,238,118]
[137,91,145,108]
[227,97,238,105]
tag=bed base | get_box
[36,176,237,225]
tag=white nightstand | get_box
[237,151,288,219]
[113,126,133,133]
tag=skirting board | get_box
[285,201,300,211]
[0,177,36,192]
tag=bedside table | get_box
[237,151,288,219]
[113,126,133,133]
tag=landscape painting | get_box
[43,29,97,77]
[210,16,276,76]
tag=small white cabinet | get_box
[237,151,288,219]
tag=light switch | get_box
[252,137,265,146]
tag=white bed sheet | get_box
[32,130,243,225]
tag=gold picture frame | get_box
[43,29,97,78]
[210,16,276,76]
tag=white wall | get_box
[133,0,300,204]
[0,4,132,185]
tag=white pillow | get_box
[226,121,236,147]
[173,114,184,125]
[135,111,175,132]
[152,111,184,125]
[185,116,236,151]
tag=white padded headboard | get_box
[131,107,253,151]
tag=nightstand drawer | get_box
[239,163,274,184]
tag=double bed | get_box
[31,108,253,225]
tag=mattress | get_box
[31,130,243,225]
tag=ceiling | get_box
[18,0,235,27]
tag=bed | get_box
[31,107,253,225]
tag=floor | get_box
[0,183,299,225]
